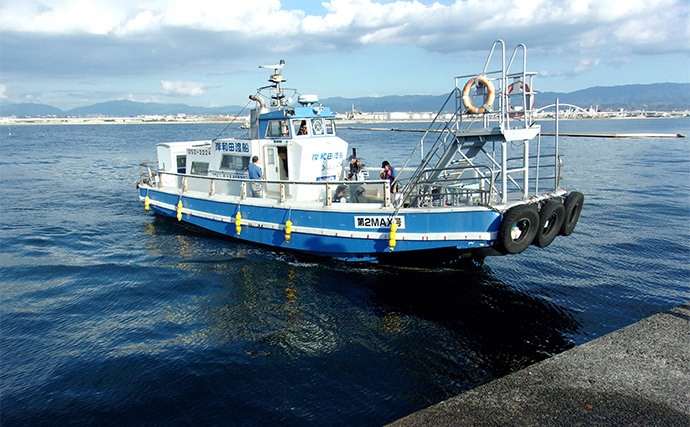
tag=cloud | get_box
[2,0,687,55]
[572,58,601,75]
[0,0,303,36]
[161,80,207,96]
[0,84,7,99]
[1,0,688,108]
[539,58,602,79]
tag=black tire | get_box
[560,191,584,236]
[496,204,539,254]
[533,200,565,248]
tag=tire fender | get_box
[496,204,539,255]
[533,200,565,248]
[560,191,584,236]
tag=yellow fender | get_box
[389,222,398,250]
[285,220,292,244]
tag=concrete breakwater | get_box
[390,302,690,426]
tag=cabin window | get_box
[266,120,289,138]
[190,162,209,175]
[325,119,335,135]
[293,119,308,136]
[220,154,250,171]
[311,118,325,135]
[176,155,186,173]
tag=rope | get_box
[211,97,255,142]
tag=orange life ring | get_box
[507,81,534,111]
[462,76,495,114]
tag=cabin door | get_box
[263,146,281,196]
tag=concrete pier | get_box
[389,302,690,426]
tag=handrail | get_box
[156,170,388,187]
[146,168,396,207]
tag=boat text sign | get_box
[354,216,405,229]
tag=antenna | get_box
[257,60,290,109]
[259,59,285,72]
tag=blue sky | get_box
[1,0,689,110]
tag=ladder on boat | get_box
[395,41,561,212]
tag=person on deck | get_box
[381,161,398,194]
[248,156,262,197]
[346,156,363,181]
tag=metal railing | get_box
[139,163,394,207]
[392,40,560,213]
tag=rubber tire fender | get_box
[533,200,565,248]
[560,191,584,236]
[496,204,540,255]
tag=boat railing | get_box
[141,166,397,207]
[139,151,560,210]
[139,161,159,186]
[403,164,496,207]
[401,149,561,207]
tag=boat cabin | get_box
[155,97,349,202]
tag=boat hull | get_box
[139,186,501,264]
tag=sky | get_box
[1,0,689,110]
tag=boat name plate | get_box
[354,216,405,229]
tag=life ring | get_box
[496,204,539,254]
[462,76,495,114]
[533,199,565,248]
[560,191,584,236]
[507,81,534,111]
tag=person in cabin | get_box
[248,155,263,197]
[333,185,348,203]
[297,120,308,135]
[381,161,398,194]
[278,147,289,177]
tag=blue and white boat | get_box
[137,41,583,267]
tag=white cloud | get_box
[2,0,688,108]
[161,80,206,96]
[573,58,601,75]
[1,0,688,57]
[114,9,163,36]
[0,1,127,35]
[0,83,7,99]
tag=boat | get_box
[137,41,583,267]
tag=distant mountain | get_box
[537,83,690,111]
[326,83,690,113]
[0,99,245,118]
[0,102,65,117]
[1,83,687,117]
[65,100,245,117]
[324,95,449,115]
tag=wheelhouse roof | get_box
[259,106,335,120]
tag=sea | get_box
[1,117,689,426]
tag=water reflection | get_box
[365,267,581,377]
[166,248,579,381]
[144,215,581,414]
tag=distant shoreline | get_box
[3,113,688,126]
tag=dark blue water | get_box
[1,118,689,425]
